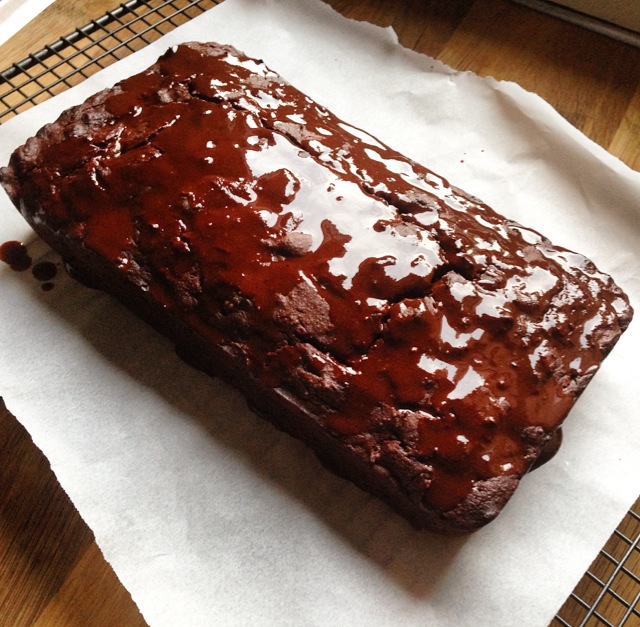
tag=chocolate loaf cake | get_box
[1,42,632,534]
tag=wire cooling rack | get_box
[0,0,219,122]
[553,498,640,626]
[0,1,639,625]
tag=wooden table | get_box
[0,1,638,624]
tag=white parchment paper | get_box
[1,1,639,625]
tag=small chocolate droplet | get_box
[0,240,32,272]
[32,260,58,282]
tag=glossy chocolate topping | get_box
[31,260,57,282]
[0,240,32,271]
[2,42,632,521]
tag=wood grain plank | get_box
[0,400,145,626]
[325,0,640,173]
[609,82,640,170]
[435,1,640,172]
[436,0,640,156]
[325,0,475,56]
[34,543,147,627]
[0,0,124,65]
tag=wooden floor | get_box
[0,1,638,625]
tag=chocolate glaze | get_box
[0,240,32,271]
[0,42,632,532]
[32,260,57,282]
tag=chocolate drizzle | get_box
[1,42,632,528]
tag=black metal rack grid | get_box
[0,1,638,625]
[0,0,219,123]
[553,498,640,626]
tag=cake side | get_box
[0,41,633,533]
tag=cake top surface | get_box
[3,42,632,521]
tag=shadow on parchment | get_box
[4,238,472,602]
